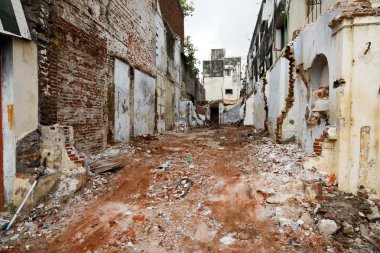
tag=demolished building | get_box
[0,0,204,208]
[247,0,380,197]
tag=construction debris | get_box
[1,127,380,252]
[90,161,123,174]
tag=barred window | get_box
[307,0,322,23]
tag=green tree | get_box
[180,0,195,17]
[184,36,200,76]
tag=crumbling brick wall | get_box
[22,0,156,154]
[158,0,184,46]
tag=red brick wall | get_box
[23,0,157,154]
[54,19,108,154]
[158,0,185,46]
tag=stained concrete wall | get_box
[284,10,340,153]
[251,79,266,130]
[114,59,131,142]
[13,38,38,141]
[335,15,380,195]
[204,77,224,101]
[244,96,254,126]
[1,37,16,203]
[221,102,242,124]
[267,58,289,136]
[134,70,156,136]
[1,36,39,203]
[251,10,340,147]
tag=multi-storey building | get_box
[247,0,380,196]
[203,49,241,101]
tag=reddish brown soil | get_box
[2,127,327,252]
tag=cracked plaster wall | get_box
[250,5,380,196]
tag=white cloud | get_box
[185,0,262,73]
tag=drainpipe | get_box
[286,0,291,44]
[285,11,288,45]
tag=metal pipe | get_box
[6,179,38,230]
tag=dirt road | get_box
[2,127,379,252]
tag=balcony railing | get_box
[308,0,322,23]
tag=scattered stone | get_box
[194,223,217,243]
[0,219,9,230]
[367,206,380,222]
[300,212,314,226]
[158,162,171,170]
[267,194,293,204]
[342,222,354,236]
[220,234,237,245]
[318,219,339,235]
[359,212,366,219]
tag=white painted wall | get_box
[114,59,131,142]
[133,70,156,136]
[204,76,241,102]
[204,77,223,101]
[285,10,339,152]
[267,58,289,136]
[251,79,266,130]
[221,102,241,124]
[1,38,16,203]
[13,39,38,141]
[339,16,380,195]
[251,6,380,197]
[244,95,254,126]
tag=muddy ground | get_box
[1,126,379,252]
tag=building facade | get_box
[203,49,241,101]
[0,0,203,208]
[247,0,380,197]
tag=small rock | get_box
[282,176,290,184]
[220,234,237,245]
[367,206,380,222]
[305,186,318,202]
[158,162,171,170]
[342,222,354,235]
[300,212,314,226]
[266,194,293,204]
[194,223,217,243]
[318,219,339,235]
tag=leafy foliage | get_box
[184,36,200,76]
[179,0,195,17]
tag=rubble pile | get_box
[246,136,380,252]
[1,127,379,252]
[91,142,136,162]
[147,156,206,204]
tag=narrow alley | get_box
[1,127,379,252]
[0,0,380,252]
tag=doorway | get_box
[210,107,219,125]
[114,59,131,142]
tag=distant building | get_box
[203,49,241,101]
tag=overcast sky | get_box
[185,0,262,72]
